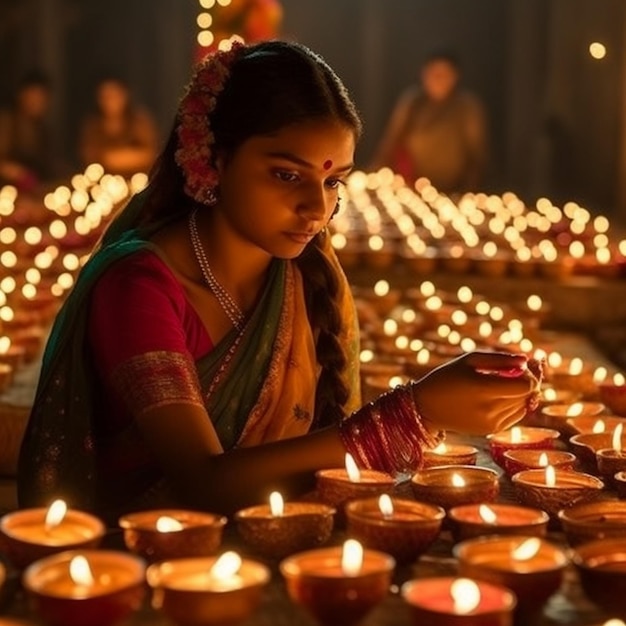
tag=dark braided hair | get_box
[141,40,362,428]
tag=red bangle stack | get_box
[338,383,444,476]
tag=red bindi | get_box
[323,159,333,170]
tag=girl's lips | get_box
[285,232,316,244]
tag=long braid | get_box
[296,233,350,429]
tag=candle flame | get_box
[543,388,557,402]
[566,402,584,417]
[341,539,364,576]
[210,551,242,580]
[545,465,556,487]
[69,555,95,587]
[511,426,522,444]
[593,367,608,384]
[345,453,361,482]
[527,295,542,311]
[615,373,626,386]
[592,419,606,434]
[452,473,466,487]
[478,504,497,524]
[512,537,541,560]
[378,494,394,518]
[432,442,447,454]
[155,516,184,533]
[269,491,284,517]
[613,423,624,453]
[451,578,481,614]
[373,280,389,297]
[538,452,549,467]
[568,358,584,376]
[603,620,626,626]
[45,499,67,529]
[548,352,563,368]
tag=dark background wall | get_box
[1,0,625,221]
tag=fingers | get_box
[464,351,529,372]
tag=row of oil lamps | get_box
[2,413,626,626]
[329,169,626,279]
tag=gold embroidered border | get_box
[110,351,204,416]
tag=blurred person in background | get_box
[370,49,488,194]
[78,75,158,177]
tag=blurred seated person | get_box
[0,70,54,191]
[79,75,158,177]
[369,49,488,194]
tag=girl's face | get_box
[214,119,355,259]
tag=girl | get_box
[18,40,539,521]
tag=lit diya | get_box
[410,466,499,510]
[558,500,626,546]
[280,539,395,626]
[502,449,576,478]
[598,373,626,416]
[401,576,516,626]
[455,535,567,616]
[423,441,479,468]
[487,426,559,468]
[511,465,604,518]
[118,509,227,562]
[235,491,335,559]
[596,423,626,486]
[345,494,444,563]
[147,551,270,626]
[448,503,549,542]
[0,499,105,569]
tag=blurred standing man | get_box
[370,50,488,194]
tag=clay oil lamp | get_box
[22,550,145,626]
[571,537,626,618]
[401,576,516,626]
[455,535,567,618]
[410,466,499,511]
[540,401,605,434]
[571,427,626,471]
[315,453,395,515]
[118,509,227,563]
[559,500,626,546]
[345,494,444,563]
[234,491,335,560]
[280,539,395,626]
[615,471,626,498]
[0,499,105,569]
[447,503,549,543]
[564,415,625,439]
[511,465,604,518]
[423,441,479,468]
[598,373,626,417]
[596,423,626,486]
[502,449,576,478]
[487,426,560,468]
[147,551,270,626]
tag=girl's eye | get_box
[325,178,345,190]
[275,170,299,183]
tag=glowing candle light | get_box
[613,423,624,453]
[545,465,556,487]
[378,494,394,520]
[345,453,361,482]
[451,578,481,614]
[269,491,284,517]
[341,539,364,576]
[592,419,606,434]
[373,280,389,297]
[566,403,584,417]
[478,504,497,525]
[155,516,184,533]
[511,537,541,561]
[451,473,466,488]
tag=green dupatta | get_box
[17,189,286,511]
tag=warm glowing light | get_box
[589,42,607,59]
[566,403,584,417]
[548,352,563,368]
[45,499,67,529]
[341,539,364,576]
[345,453,361,482]
[512,537,541,560]
[69,555,95,587]
[378,494,394,519]
[538,452,549,467]
[197,30,215,47]
[457,286,473,303]
[359,349,374,363]
[451,578,481,614]
[526,295,542,311]
[592,420,606,434]
[568,358,584,376]
[432,442,447,454]
[510,426,522,444]
[545,465,556,487]
[383,319,398,336]
[593,367,608,384]
[613,423,623,453]
[156,516,184,532]
[614,373,626,386]
[451,473,466,488]
[425,295,443,311]
[374,280,390,297]
[0,336,9,354]
[419,281,436,297]
[269,491,284,517]
[478,504,497,524]
[210,551,242,582]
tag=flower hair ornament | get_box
[175,41,246,205]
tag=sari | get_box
[17,188,361,517]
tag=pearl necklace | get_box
[188,209,245,331]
